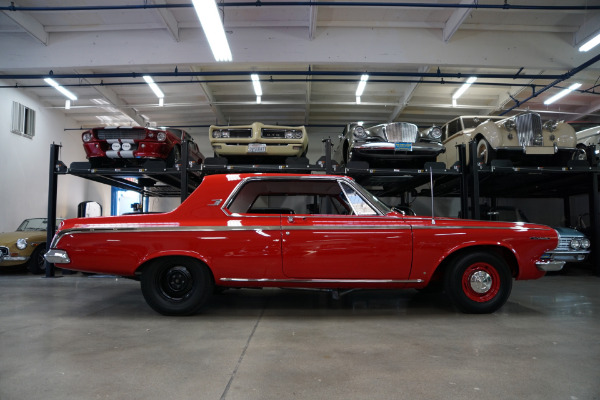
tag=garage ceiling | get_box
[1,0,600,135]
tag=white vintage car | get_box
[437,112,580,168]
[209,122,308,164]
[570,122,600,164]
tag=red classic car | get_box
[45,173,562,316]
[82,126,204,168]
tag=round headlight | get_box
[580,238,591,249]
[543,120,559,132]
[428,126,442,140]
[16,238,27,250]
[354,126,367,139]
[570,238,582,250]
[82,132,93,142]
[504,120,516,130]
[157,132,167,141]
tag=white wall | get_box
[0,82,112,233]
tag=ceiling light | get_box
[44,78,77,101]
[65,100,71,110]
[355,74,369,97]
[356,96,361,104]
[191,0,232,62]
[452,76,477,100]
[143,75,165,99]
[256,96,261,104]
[579,32,600,52]
[543,83,582,105]
[251,74,262,96]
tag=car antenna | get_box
[430,166,436,225]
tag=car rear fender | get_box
[134,251,214,278]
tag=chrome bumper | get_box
[44,249,71,264]
[0,255,27,263]
[536,260,565,272]
[353,142,444,155]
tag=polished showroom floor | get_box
[0,267,598,400]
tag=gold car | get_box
[0,218,62,274]
[437,112,578,168]
[209,122,308,164]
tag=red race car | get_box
[46,173,562,315]
[82,126,204,168]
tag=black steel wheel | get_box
[140,257,213,316]
[444,251,512,314]
[27,244,47,275]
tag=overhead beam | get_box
[190,66,227,125]
[575,13,600,48]
[388,66,429,122]
[0,1,48,45]
[443,0,475,42]
[151,0,179,41]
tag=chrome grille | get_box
[514,113,543,146]
[556,237,574,251]
[0,247,8,256]
[261,129,287,139]
[227,129,253,138]
[97,129,147,141]
[384,122,418,143]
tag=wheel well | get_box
[135,255,215,284]
[429,245,519,284]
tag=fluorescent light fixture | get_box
[191,0,232,62]
[65,100,71,110]
[452,76,477,100]
[44,78,77,101]
[543,83,582,105]
[251,74,262,96]
[355,74,369,97]
[356,96,361,104]
[143,75,164,99]
[256,96,261,104]
[159,97,164,107]
[579,32,600,52]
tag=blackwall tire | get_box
[27,244,46,275]
[140,257,213,316]
[444,251,512,314]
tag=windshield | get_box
[17,218,63,231]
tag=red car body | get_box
[45,173,562,315]
[82,126,204,167]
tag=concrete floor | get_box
[0,269,598,400]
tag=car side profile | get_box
[437,112,579,168]
[46,173,562,316]
[82,126,204,168]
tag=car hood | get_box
[0,231,47,244]
[553,226,586,237]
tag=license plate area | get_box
[394,142,413,151]
[248,143,267,153]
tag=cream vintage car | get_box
[209,122,308,164]
[332,121,445,168]
[437,112,580,168]
[570,122,600,164]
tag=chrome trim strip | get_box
[220,277,424,284]
[536,260,565,272]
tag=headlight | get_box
[504,119,516,130]
[82,132,93,142]
[157,132,167,141]
[580,238,591,249]
[284,130,303,139]
[354,126,367,139]
[427,126,442,140]
[212,130,230,139]
[570,238,582,250]
[543,120,559,132]
[16,239,27,250]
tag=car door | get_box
[281,181,413,280]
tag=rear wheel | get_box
[444,251,512,313]
[140,257,213,316]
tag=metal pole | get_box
[469,140,480,220]
[322,138,333,174]
[45,143,60,277]
[590,172,600,276]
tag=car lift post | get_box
[45,143,60,278]
[322,138,333,174]
[590,172,600,276]
[180,140,189,203]
[457,144,469,219]
[468,140,480,220]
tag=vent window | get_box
[11,101,36,138]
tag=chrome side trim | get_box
[220,277,424,284]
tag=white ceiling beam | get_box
[0,1,48,45]
[574,13,600,48]
[388,66,429,122]
[443,0,475,42]
[75,69,145,126]
[151,0,180,42]
[190,66,227,125]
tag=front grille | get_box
[384,122,418,143]
[514,113,543,146]
[556,237,575,251]
[0,247,8,256]
[261,129,287,139]
[97,129,147,141]
[227,129,253,138]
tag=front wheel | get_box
[444,251,512,313]
[475,138,495,166]
[27,244,47,275]
[140,257,213,316]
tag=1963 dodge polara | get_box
[46,173,563,315]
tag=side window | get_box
[339,182,378,216]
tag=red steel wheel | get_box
[461,262,501,303]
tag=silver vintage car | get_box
[332,121,445,168]
[437,112,580,168]
[570,122,600,164]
